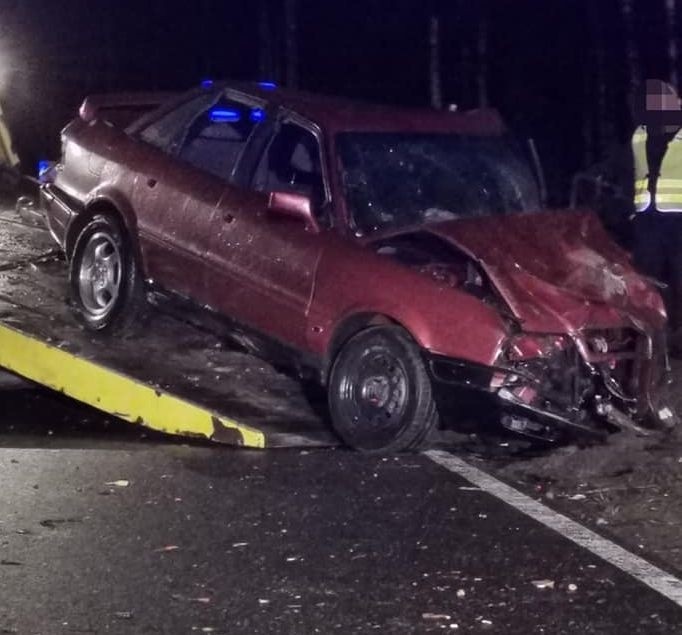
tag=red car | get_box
[41,81,675,451]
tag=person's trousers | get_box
[633,212,682,337]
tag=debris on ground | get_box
[532,579,555,590]
[105,479,130,487]
[154,545,180,553]
[476,360,682,572]
[422,613,451,620]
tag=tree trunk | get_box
[621,0,639,124]
[477,3,488,107]
[582,65,595,169]
[666,0,679,87]
[258,0,273,81]
[429,13,443,109]
[285,0,298,89]
[586,1,610,163]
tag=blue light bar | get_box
[209,108,241,123]
[257,81,277,90]
[250,108,266,122]
[37,160,51,178]
[200,79,214,89]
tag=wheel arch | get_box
[322,312,414,384]
[65,194,143,270]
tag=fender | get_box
[65,185,145,272]
[309,248,510,371]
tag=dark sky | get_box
[0,0,677,203]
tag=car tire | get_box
[328,325,439,452]
[68,214,146,333]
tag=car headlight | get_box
[505,334,568,361]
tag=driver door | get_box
[204,117,330,350]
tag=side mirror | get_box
[267,191,320,234]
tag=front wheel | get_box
[328,326,439,452]
[69,214,146,333]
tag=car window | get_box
[337,132,540,234]
[138,93,216,152]
[174,100,260,180]
[252,122,327,210]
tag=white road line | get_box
[425,449,682,608]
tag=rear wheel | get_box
[69,214,146,333]
[328,326,439,452]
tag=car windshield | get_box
[337,132,541,234]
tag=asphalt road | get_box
[1,389,682,634]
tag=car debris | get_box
[104,479,130,487]
[154,544,180,552]
[531,579,555,589]
[422,613,452,620]
[38,81,678,451]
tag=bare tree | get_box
[476,2,489,107]
[666,0,679,86]
[258,0,274,81]
[285,0,298,89]
[620,0,639,123]
[429,12,443,109]
[586,1,611,163]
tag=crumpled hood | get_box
[422,210,666,333]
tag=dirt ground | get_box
[470,361,682,575]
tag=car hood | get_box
[420,210,666,333]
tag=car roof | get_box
[218,81,506,136]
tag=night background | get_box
[4,4,682,631]
[0,0,678,204]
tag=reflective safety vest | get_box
[633,125,682,212]
[0,103,19,169]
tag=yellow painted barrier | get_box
[0,322,265,448]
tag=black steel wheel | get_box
[69,214,146,333]
[328,326,439,452]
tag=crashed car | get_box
[40,81,675,451]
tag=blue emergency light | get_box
[37,160,51,178]
[250,108,266,122]
[200,79,214,89]
[257,81,277,90]
[209,108,241,123]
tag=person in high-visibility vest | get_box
[0,100,19,170]
[632,78,682,352]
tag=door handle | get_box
[147,177,157,188]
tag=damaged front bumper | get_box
[424,352,601,441]
[424,328,677,441]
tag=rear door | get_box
[126,91,218,290]
[128,91,264,302]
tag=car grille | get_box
[585,327,641,358]
[584,328,658,402]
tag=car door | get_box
[126,91,219,293]
[128,92,263,303]
[203,116,330,350]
